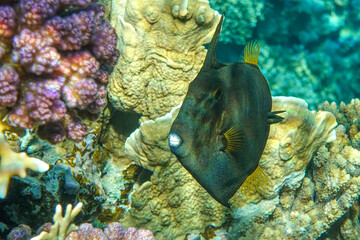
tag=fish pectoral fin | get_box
[241,165,271,194]
[224,125,244,153]
[267,110,285,124]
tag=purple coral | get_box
[0,0,119,143]
[62,78,99,109]
[0,66,20,108]
[0,6,16,40]
[12,28,61,75]
[64,115,88,142]
[91,20,120,66]
[66,222,155,240]
[104,222,155,240]
[19,0,59,27]
[7,224,32,240]
[26,78,67,124]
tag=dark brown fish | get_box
[168,14,283,207]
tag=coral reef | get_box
[107,0,221,119]
[319,98,360,146]
[66,222,154,240]
[230,96,337,205]
[209,0,264,45]
[0,0,119,143]
[32,202,83,240]
[255,0,360,107]
[122,97,338,239]
[227,123,360,239]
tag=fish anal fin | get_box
[241,165,271,194]
[267,110,286,124]
[243,40,262,66]
[224,125,244,153]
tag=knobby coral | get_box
[107,0,220,120]
[0,0,119,143]
[123,97,338,239]
[66,222,154,240]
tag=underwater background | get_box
[0,0,359,239]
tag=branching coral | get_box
[319,98,360,146]
[31,202,83,240]
[0,138,49,199]
[0,0,119,143]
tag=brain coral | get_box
[0,0,119,143]
[107,0,221,120]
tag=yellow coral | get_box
[0,139,49,198]
[31,202,83,240]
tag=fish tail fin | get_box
[224,125,244,153]
[267,110,286,124]
[241,165,271,194]
[243,40,262,66]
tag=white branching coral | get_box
[31,202,83,240]
[0,139,49,198]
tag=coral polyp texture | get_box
[0,0,119,143]
[66,222,155,240]
[107,0,220,120]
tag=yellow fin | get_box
[224,125,243,153]
[241,165,270,194]
[243,40,262,66]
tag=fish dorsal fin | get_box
[241,165,271,194]
[243,40,262,66]
[224,125,244,153]
[203,13,225,70]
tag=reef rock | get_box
[107,0,221,120]
[123,96,339,239]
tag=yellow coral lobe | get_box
[224,125,243,153]
[241,165,270,194]
[243,40,262,66]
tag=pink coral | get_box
[12,28,61,75]
[0,5,16,40]
[19,0,59,27]
[0,66,20,108]
[26,78,67,124]
[64,115,88,142]
[66,222,155,240]
[0,0,119,143]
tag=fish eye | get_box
[212,88,223,101]
[169,132,182,149]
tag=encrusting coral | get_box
[0,0,119,143]
[31,202,83,240]
[227,106,360,239]
[107,0,221,120]
[123,96,339,239]
[0,137,49,199]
